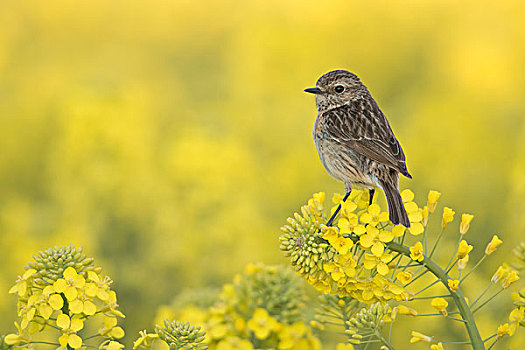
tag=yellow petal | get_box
[409,222,424,235]
[73,275,86,289]
[53,279,67,293]
[63,267,78,279]
[68,334,83,349]
[59,334,69,348]
[57,314,70,329]
[38,303,53,320]
[64,286,78,301]
[401,189,414,202]
[378,231,394,243]
[48,294,64,310]
[110,326,125,339]
[83,301,97,316]
[69,299,84,314]
[377,263,389,275]
[85,283,99,297]
[368,204,381,216]
[70,318,84,332]
[359,234,373,248]
[43,285,55,295]
[371,242,385,257]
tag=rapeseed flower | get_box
[57,314,84,349]
[410,331,432,343]
[247,308,279,339]
[431,298,448,316]
[447,279,459,292]
[427,190,441,213]
[485,235,503,255]
[441,207,455,228]
[457,240,473,259]
[359,226,393,257]
[409,242,424,262]
[459,214,474,234]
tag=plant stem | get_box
[429,228,445,258]
[472,288,504,314]
[386,241,485,349]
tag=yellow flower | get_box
[427,190,441,213]
[278,322,308,350]
[322,226,339,244]
[336,343,353,350]
[323,262,345,282]
[99,316,125,339]
[363,252,393,275]
[497,323,509,340]
[133,330,159,349]
[485,235,502,255]
[359,226,393,257]
[459,214,474,234]
[53,267,86,301]
[360,204,389,227]
[502,270,520,289]
[247,308,279,340]
[492,264,510,283]
[457,255,469,271]
[431,298,448,316]
[410,331,432,343]
[9,269,37,298]
[332,236,354,255]
[338,214,359,235]
[409,242,424,262]
[396,271,412,284]
[57,313,84,349]
[431,343,444,350]
[457,240,473,259]
[400,190,424,235]
[341,201,358,217]
[441,207,455,228]
[396,305,418,316]
[448,280,459,292]
[85,271,111,301]
[508,307,524,336]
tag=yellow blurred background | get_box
[1,0,524,347]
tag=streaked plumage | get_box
[306,70,412,227]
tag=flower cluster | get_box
[280,189,523,349]
[280,189,423,303]
[146,264,320,350]
[5,244,125,350]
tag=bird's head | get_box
[305,70,368,111]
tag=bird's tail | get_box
[381,179,410,228]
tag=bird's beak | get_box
[304,87,322,94]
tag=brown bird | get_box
[305,70,412,227]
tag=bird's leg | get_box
[326,184,352,227]
[369,188,375,206]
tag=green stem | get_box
[386,241,485,349]
[470,283,494,307]
[376,331,396,350]
[472,288,504,314]
[429,228,445,258]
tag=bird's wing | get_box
[320,99,411,177]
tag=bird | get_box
[305,70,412,227]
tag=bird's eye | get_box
[334,85,345,93]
